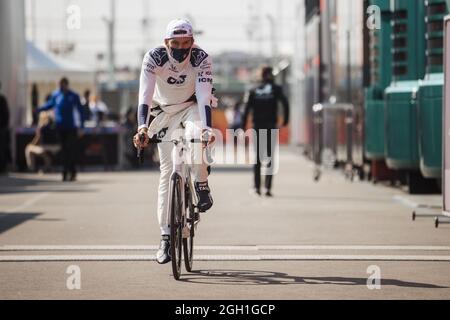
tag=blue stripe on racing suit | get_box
[137,104,150,129]
[204,105,212,128]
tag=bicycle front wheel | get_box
[183,186,195,272]
[169,175,183,280]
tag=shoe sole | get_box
[156,258,171,265]
[198,203,213,213]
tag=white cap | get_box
[165,19,194,39]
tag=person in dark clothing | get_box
[230,101,243,131]
[78,89,92,169]
[31,83,39,126]
[25,111,60,172]
[81,89,92,121]
[242,66,290,197]
[0,81,11,173]
[37,78,85,182]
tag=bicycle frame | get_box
[140,131,204,279]
[168,136,199,237]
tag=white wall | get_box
[0,0,27,166]
[290,0,305,147]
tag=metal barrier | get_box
[414,14,450,227]
[311,103,355,181]
[15,126,122,172]
[436,14,450,227]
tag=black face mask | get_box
[170,47,190,63]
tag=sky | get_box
[25,0,301,69]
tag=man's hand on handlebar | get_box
[201,128,215,147]
[133,128,150,149]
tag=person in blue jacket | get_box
[38,77,84,181]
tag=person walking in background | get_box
[79,89,92,169]
[81,89,92,122]
[225,100,243,131]
[25,111,60,173]
[0,81,11,174]
[89,95,109,127]
[225,101,244,151]
[31,83,39,126]
[89,95,111,170]
[37,77,85,182]
[242,66,290,197]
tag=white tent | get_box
[26,41,96,124]
[0,0,27,127]
[27,41,95,84]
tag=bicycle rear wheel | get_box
[183,186,195,272]
[169,175,183,280]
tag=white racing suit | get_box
[137,44,214,235]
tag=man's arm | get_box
[195,55,214,130]
[137,51,157,131]
[277,86,290,126]
[30,127,41,145]
[37,94,55,112]
[241,90,254,131]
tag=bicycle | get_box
[138,132,202,280]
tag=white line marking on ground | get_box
[392,195,420,209]
[2,245,450,252]
[257,255,450,262]
[257,245,450,251]
[1,254,450,262]
[0,245,158,251]
[392,195,442,211]
[0,245,255,251]
[3,193,50,214]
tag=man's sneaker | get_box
[69,172,77,182]
[156,235,171,264]
[264,190,273,198]
[195,181,213,212]
[249,188,261,197]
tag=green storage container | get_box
[417,0,449,178]
[384,0,426,170]
[365,0,392,160]
[385,81,421,168]
[365,88,386,159]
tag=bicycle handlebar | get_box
[137,135,204,165]
[137,133,146,164]
[149,138,203,144]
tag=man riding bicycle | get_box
[133,19,214,265]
